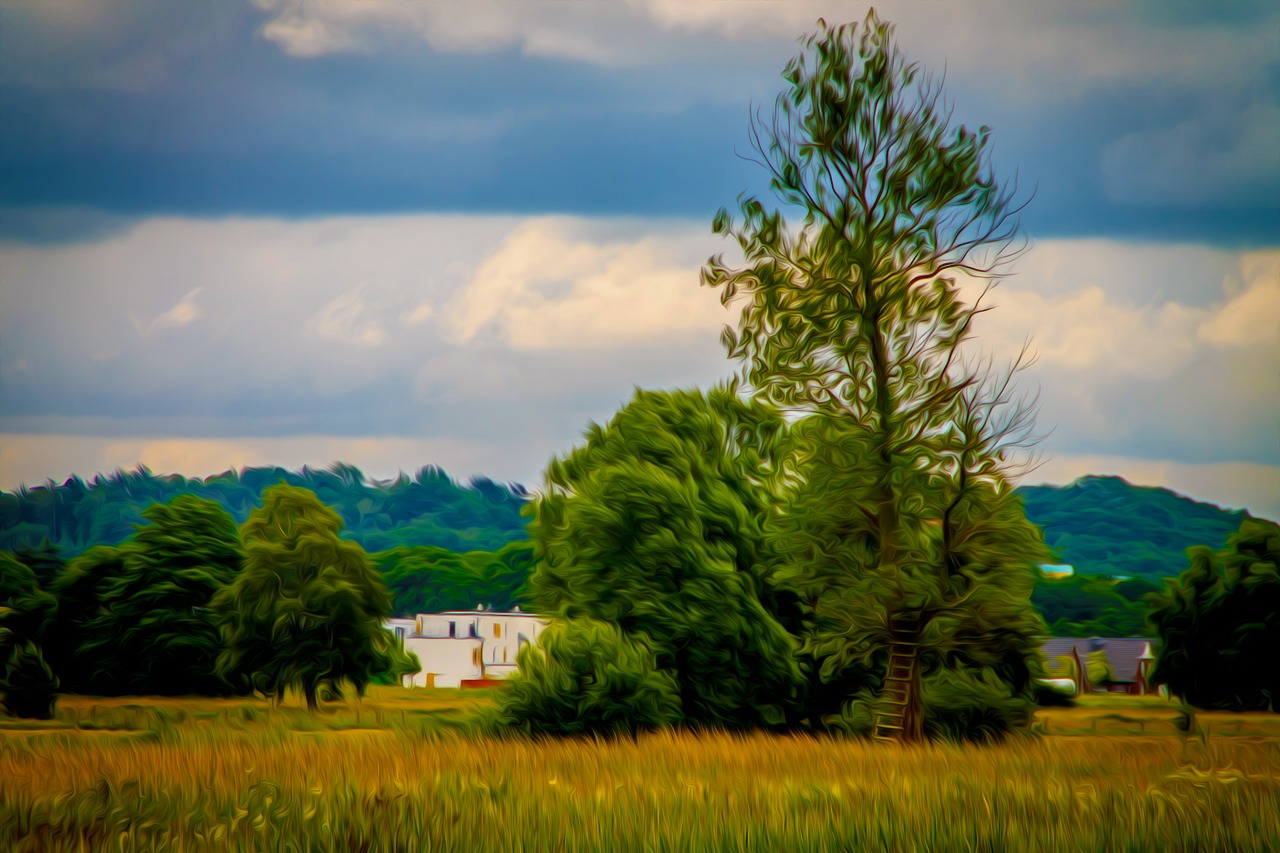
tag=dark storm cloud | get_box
[1,1,1277,243]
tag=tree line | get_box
[2,463,1257,589]
[1,486,420,717]
[1,463,529,559]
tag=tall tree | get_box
[76,495,243,696]
[703,12,1040,741]
[1148,518,1280,711]
[529,387,803,730]
[213,484,400,710]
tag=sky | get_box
[1,0,1277,520]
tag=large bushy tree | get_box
[771,412,1048,738]
[702,11,1043,741]
[527,387,803,730]
[43,545,130,694]
[213,484,402,709]
[1148,518,1280,711]
[75,495,244,696]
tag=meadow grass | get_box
[2,688,1278,852]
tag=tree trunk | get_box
[304,682,319,712]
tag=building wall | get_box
[456,612,548,668]
[402,636,483,688]
[384,619,414,647]
[389,610,549,688]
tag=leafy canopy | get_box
[213,484,403,709]
[76,495,244,696]
[528,387,801,730]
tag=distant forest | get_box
[0,464,529,557]
[0,466,1264,637]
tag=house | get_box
[1040,637,1158,695]
[385,606,549,689]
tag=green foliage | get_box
[10,542,66,588]
[376,540,534,615]
[1148,518,1280,711]
[0,551,58,648]
[74,496,244,696]
[1,641,59,719]
[213,485,398,709]
[1020,475,1258,581]
[1,463,529,558]
[529,387,802,730]
[1032,572,1153,637]
[922,667,1036,743]
[492,619,681,738]
[1085,650,1115,688]
[771,416,1048,733]
[42,546,130,694]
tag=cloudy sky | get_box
[1,0,1277,519]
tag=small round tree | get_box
[213,484,397,710]
[493,619,681,738]
[1,641,60,719]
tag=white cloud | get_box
[969,244,1279,377]
[446,217,731,350]
[403,301,434,327]
[1198,251,1280,348]
[247,0,1279,101]
[313,289,386,347]
[1,215,1276,509]
[132,286,204,336]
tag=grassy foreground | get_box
[2,689,1278,852]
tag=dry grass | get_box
[2,688,1278,852]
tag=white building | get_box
[386,606,548,689]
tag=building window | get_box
[494,623,502,638]
[472,648,479,667]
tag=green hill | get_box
[1018,475,1262,582]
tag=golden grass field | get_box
[2,689,1278,852]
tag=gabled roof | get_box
[1040,638,1157,683]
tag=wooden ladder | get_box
[874,611,920,742]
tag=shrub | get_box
[1,641,60,719]
[492,619,681,737]
[923,667,1035,743]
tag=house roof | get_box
[1041,638,1157,683]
